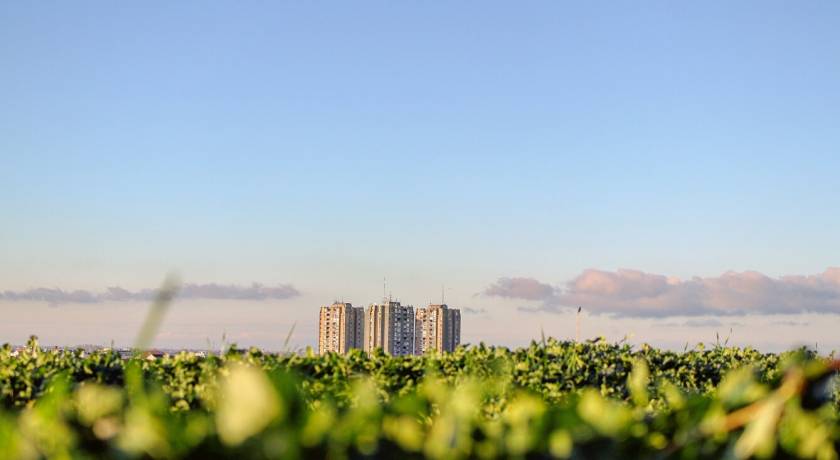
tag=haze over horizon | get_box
[2,2,839,353]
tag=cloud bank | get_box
[484,268,840,317]
[660,319,731,328]
[0,283,300,304]
[483,277,555,301]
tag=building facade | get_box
[318,302,364,355]
[414,304,461,354]
[364,300,415,356]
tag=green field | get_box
[1,337,838,459]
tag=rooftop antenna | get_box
[441,284,445,304]
[576,307,582,342]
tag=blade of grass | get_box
[283,321,297,353]
[133,274,181,352]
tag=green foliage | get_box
[0,337,838,459]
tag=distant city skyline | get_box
[3,268,840,354]
[2,2,839,353]
[319,299,461,356]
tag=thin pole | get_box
[575,307,582,343]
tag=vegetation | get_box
[1,336,838,459]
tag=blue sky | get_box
[2,2,839,350]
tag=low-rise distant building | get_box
[415,304,461,354]
[139,350,165,360]
[117,348,134,360]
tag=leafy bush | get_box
[0,337,838,459]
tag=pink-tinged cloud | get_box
[482,277,556,301]
[0,283,300,305]
[484,268,840,317]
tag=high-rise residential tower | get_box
[414,304,461,354]
[364,300,415,356]
[318,302,364,355]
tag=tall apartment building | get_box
[364,300,415,356]
[318,302,364,355]
[414,304,461,354]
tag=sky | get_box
[2,2,839,353]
